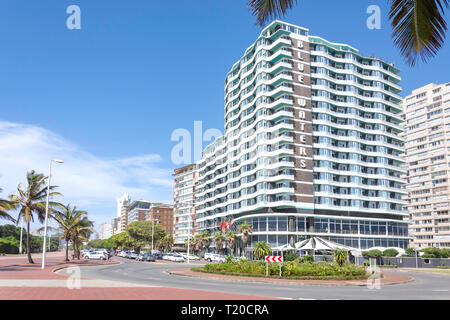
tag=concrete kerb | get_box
[53,260,123,276]
[166,268,415,287]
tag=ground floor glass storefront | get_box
[235,214,410,250]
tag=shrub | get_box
[363,260,371,267]
[300,254,314,263]
[284,252,299,262]
[382,248,399,257]
[333,249,348,267]
[362,249,382,258]
[199,260,368,280]
[254,241,271,260]
[420,247,450,258]
[404,248,416,257]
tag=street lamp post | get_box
[41,159,63,269]
[186,214,191,264]
[151,211,154,253]
[19,217,23,254]
[415,248,418,269]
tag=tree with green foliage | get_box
[382,248,399,257]
[238,220,253,257]
[200,231,211,253]
[213,231,226,254]
[362,249,383,258]
[9,170,63,263]
[126,221,166,251]
[0,187,15,223]
[225,231,237,255]
[51,205,87,261]
[254,241,271,260]
[72,216,94,259]
[420,247,450,258]
[333,248,348,267]
[404,248,417,257]
[284,251,299,262]
[160,234,174,252]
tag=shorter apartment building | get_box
[111,217,120,235]
[146,203,174,236]
[127,200,152,223]
[173,164,196,247]
[403,82,450,248]
[99,222,112,240]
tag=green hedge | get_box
[196,260,368,280]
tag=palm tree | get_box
[71,216,94,259]
[9,170,62,264]
[192,234,202,255]
[200,231,211,253]
[213,231,226,254]
[52,205,87,261]
[225,231,237,255]
[238,220,253,258]
[254,241,271,260]
[162,234,174,252]
[246,0,449,66]
[0,187,15,223]
[333,248,348,267]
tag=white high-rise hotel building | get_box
[195,21,409,251]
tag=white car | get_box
[206,254,225,263]
[186,254,200,260]
[162,253,173,260]
[84,250,106,260]
[169,254,185,262]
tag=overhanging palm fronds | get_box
[247,0,297,26]
[0,187,16,223]
[389,0,449,66]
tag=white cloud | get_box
[0,120,173,229]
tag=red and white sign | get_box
[265,256,283,263]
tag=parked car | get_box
[204,253,215,261]
[129,252,138,259]
[83,250,107,260]
[206,254,225,263]
[169,254,185,262]
[162,253,173,260]
[155,254,164,260]
[145,254,156,262]
[136,253,148,261]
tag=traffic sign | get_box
[265,256,283,263]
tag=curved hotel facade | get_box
[195,21,410,251]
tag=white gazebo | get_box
[294,237,361,258]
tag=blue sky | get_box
[1,0,449,231]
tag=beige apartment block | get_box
[403,82,450,248]
[173,164,196,248]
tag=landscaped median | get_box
[167,259,415,286]
[192,260,369,281]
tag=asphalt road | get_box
[62,257,450,300]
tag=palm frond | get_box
[247,0,297,26]
[389,0,449,66]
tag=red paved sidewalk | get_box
[0,252,117,280]
[0,253,279,300]
[0,287,280,300]
[167,268,414,286]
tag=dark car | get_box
[155,254,164,260]
[145,254,156,262]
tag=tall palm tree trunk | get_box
[65,239,70,261]
[26,220,33,264]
